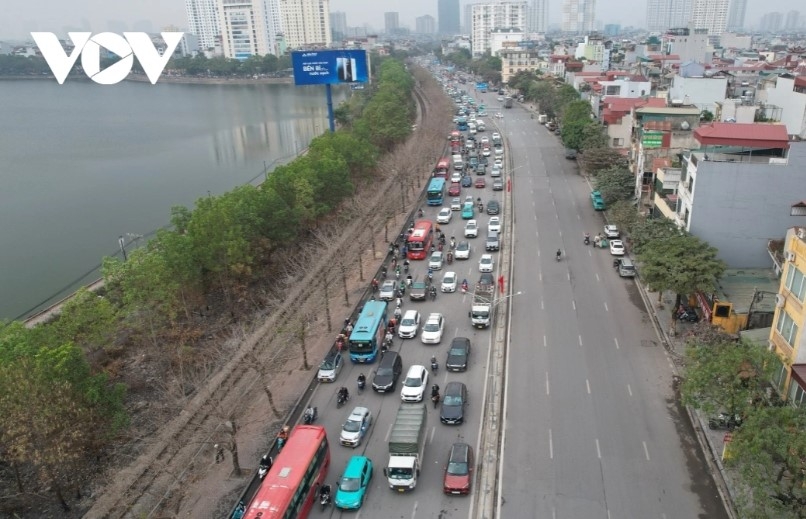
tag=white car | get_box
[479,254,495,273]
[339,407,372,447]
[609,239,626,256]
[441,271,457,293]
[604,224,620,238]
[488,216,501,233]
[482,147,491,157]
[398,310,421,339]
[421,313,445,344]
[494,158,503,168]
[497,96,504,102]
[450,171,462,183]
[450,197,462,211]
[464,219,478,238]
[379,280,397,301]
[492,132,501,140]
[429,251,444,270]
[480,136,490,144]
[401,365,428,402]
[437,207,453,224]
[455,240,470,259]
[495,112,504,118]
[490,165,501,177]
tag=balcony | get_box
[653,192,682,223]
[689,151,789,167]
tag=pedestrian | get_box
[214,444,225,463]
[344,317,350,328]
[336,336,345,352]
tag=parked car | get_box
[590,190,605,211]
[443,443,474,495]
[317,351,343,382]
[400,365,428,401]
[609,239,625,256]
[446,337,471,372]
[440,381,468,425]
[421,313,445,344]
[334,456,373,509]
[340,407,373,447]
[437,207,453,224]
[604,224,619,238]
[564,148,577,159]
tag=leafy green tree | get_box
[578,147,629,175]
[594,166,635,204]
[635,232,727,307]
[607,200,641,235]
[629,216,684,255]
[700,110,714,122]
[579,123,608,151]
[681,336,777,416]
[559,120,590,151]
[43,288,119,354]
[561,100,592,125]
[728,405,806,518]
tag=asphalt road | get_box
[492,95,729,518]
[303,152,503,518]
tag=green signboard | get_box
[642,131,664,148]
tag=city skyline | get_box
[1,0,803,40]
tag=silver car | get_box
[379,280,397,301]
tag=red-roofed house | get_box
[763,74,806,139]
[665,123,805,268]
[601,97,665,149]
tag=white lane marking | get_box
[385,423,393,442]
[539,272,543,282]
[595,438,602,458]
[579,335,583,347]
[595,273,600,282]
[571,300,576,310]
[567,272,570,281]
[410,501,418,519]
[430,426,436,443]
[627,384,633,396]
[577,214,580,220]
[586,379,591,394]
[604,302,608,312]
[549,428,554,459]
[541,298,544,309]
[543,335,547,348]
[614,338,620,350]
[643,441,651,461]
[534,214,537,221]
[545,371,550,395]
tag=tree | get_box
[561,100,592,125]
[43,288,119,354]
[629,216,684,255]
[579,123,608,151]
[578,147,629,175]
[594,166,635,205]
[728,405,806,518]
[700,109,714,122]
[607,200,641,235]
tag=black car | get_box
[475,164,486,175]
[372,351,402,392]
[409,281,428,301]
[461,175,473,187]
[479,272,494,286]
[446,337,471,372]
[440,381,468,425]
[492,178,504,191]
[486,200,500,215]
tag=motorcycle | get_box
[461,282,469,294]
[677,308,699,322]
[302,406,318,425]
[336,389,349,408]
[584,235,590,245]
[446,252,453,264]
[430,357,439,374]
[429,286,437,301]
[257,455,272,480]
[357,375,366,392]
[708,412,742,430]
[556,250,562,262]
[319,484,332,510]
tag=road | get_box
[492,95,729,518]
[302,147,503,518]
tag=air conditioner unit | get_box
[775,294,785,308]
[785,251,796,262]
[798,228,806,240]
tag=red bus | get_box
[244,425,330,519]
[407,220,433,260]
[434,157,450,178]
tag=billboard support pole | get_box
[326,84,335,133]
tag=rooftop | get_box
[635,106,701,116]
[713,269,780,314]
[694,122,790,149]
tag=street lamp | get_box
[490,290,523,308]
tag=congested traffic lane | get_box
[304,154,503,518]
[493,95,727,518]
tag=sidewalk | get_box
[636,283,741,519]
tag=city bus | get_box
[348,300,388,363]
[426,177,446,206]
[243,425,330,519]
[406,220,433,260]
[434,157,451,178]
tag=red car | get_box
[443,443,474,495]
[474,177,486,188]
[448,182,461,196]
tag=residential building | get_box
[690,0,729,36]
[470,2,528,56]
[280,0,331,50]
[663,26,711,64]
[385,12,400,34]
[416,15,436,35]
[574,34,609,72]
[561,0,595,34]
[464,3,474,35]
[726,0,747,32]
[601,96,666,150]
[759,12,783,33]
[784,10,800,31]
[720,32,752,50]
[438,0,460,35]
[490,28,525,55]
[672,125,800,268]
[769,227,806,407]
[763,75,806,139]
[218,0,281,59]
[528,0,548,33]
[646,0,693,33]
[668,74,728,113]
[499,48,542,83]
[603,24,620,36]
[330,11,347,41]
[185,0,220,51]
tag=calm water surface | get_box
[0,80,346,320]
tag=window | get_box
[612,138,624,146]
[775,309,799,347]
[785,264,806,302]
[771,355,787,395]
[788,381,805,408]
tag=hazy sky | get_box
[1,0,801,41]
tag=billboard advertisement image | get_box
[291,50,368,86]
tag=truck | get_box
[469,283,495,328]
[504,97,513,109]
[385,403,427,492]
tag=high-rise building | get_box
[330,11,347,40]
[690,0,728,35]
[464,3,475,35]
[646,0,692,33]
[561,0,595,34]
[438,0,460,35]
[471,2,528,56]
[759,12,783,32]
[280,0,331,50]
[416,15,437,34]
[218,0,282,59]
[185,0,220,51]
[784,10,800,31]
[726,0,747,32]
[528,0,548,33]
[385,12,400,34]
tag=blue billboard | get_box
[291,50,368,86]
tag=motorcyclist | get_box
[384,330,393,347]
[403,259,410,272]
[371,278,379,291]
[303,405,316,423]
[584,232,590,244]
[394,306,402,320]
[556,249,562,260]
[277,425,290,447]
[429,285,437,300]
[450,236,456,249]
[430,355,439,373]
[431,383,440,398]
[357,373,366,388]
[461,279,469,292]
[418,208,424,218]
[406,274,413,286]
[338,387,349,401]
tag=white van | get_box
[452,154,464,171]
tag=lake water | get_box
[0,79,347,320]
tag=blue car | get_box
[335,456,373,509]
[461,175,472,187]
[461,202,475,220]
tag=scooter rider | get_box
[357,373,366,389]
[584,232,590,245]
[338,386,350,401]
[556,249,562,261]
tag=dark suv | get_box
[446,337,471,372]
[409,281,428,301]
[371,351,402,393]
